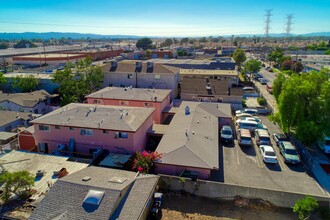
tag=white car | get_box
[235,113,254,120]
[259,145,278,164]
[236,117,261,125]
[235,109,259,116]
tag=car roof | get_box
[222,125,232,130]
[281,141,295,149]
[260,145,274,151]
[239,129,251,136]
[256,129,269,135]
[275,133,287,138]
[239,120,258,125]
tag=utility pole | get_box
[285,14,294,37]
[264,9,273,38]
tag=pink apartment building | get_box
[86,87,172,124]
[154,101,232,180]
[31,103,154,155]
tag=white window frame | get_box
[39,125,50,131]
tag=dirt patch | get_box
[161,194,296,220]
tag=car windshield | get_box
[222,130,232,135]
[286,149,298,155]
[260,137,270,141]
[265,151,276,156]
[241,137,251,141]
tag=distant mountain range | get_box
[0,32,330,40]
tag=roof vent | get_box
[83,190,105,206]
[82,176,91,181]
[185,106,190,115]
[108,177,127,184]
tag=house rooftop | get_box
[180,69,238,76]
[31,103,155,132]
[4,73,54,80]
[0,150,89,195]
[155,101,223,170]
[0,110,31,127]
[103,60,180,74]
[86,87,171,102]
[0,90,55,108]
[30,166,159,220]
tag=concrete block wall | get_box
[160,175,330,208]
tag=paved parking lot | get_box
[212,116,329,197]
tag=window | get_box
[55,125,60,129]
[80,129,93,136]
[69,127,75,131]
[103,130,109,134]
[39,125,50,131]
[93,99,100,104]
[154,74,161,80]
[114,132,128,139]
[127,74,133,79]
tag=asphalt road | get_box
[212,116,329,197]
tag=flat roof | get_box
[155,101,220,170]
[180,69,238,76]
[0,132,17,141]
[147,124,169,135]
[86,87,171,102]
[0,45,82,57]
[31,103,155,132]
[98,153,132,168]
[0,150,89,194]
[103,61,180,74]
[4,73,54,79]
[13,53,83,59]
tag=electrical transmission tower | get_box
[264,9,273,37]
[285,14,294,37]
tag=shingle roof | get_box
[155,101,220,170]
[29,166,159,220]
[0,110,31,127]
[0,90,53,108]
[31,103,155,132]
[86,87,171,102]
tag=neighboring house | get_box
[180,69,243,109]
[31,103,154,155]
[3,73,59,94]
[0,110,31,132]
[86,87,172,124]
[18,126,36,151]
[0,150,89,219]
[0,90,58,114]
[155,101,232,179]
[30,166,159,220]
[102,60,180,99]
[127,50,173,60]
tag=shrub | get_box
[293,195,318,220]
[132,151,163,174]
[257,97,266,106]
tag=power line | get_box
[264,9,273,37]
[285,14,294,37]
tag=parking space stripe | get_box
[271,139,287,171]
[235,143,240,165]
[253,141,264,168]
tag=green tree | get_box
[13,40,37,48]
[273,72,286,101]
[12,74,39,92]
[161,38,173,47]
[145,49,152,59]
[293,195,318,220]
[136,38,153,50]
[0,72,7,88]
[244,59,261,73]
[232,48,247,70]
[325,49,330,55]
[268,47,283,67]
[291,62,304,73]
[199,37,208,43]
[0,171,35,203]
[180,37,189,45]
[53,57,103,106]
[276,69,330,144]
[0,42,9,49]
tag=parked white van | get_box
[235,108,259,116]
[238,120,258,132]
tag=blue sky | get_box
[0,0,329,36]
